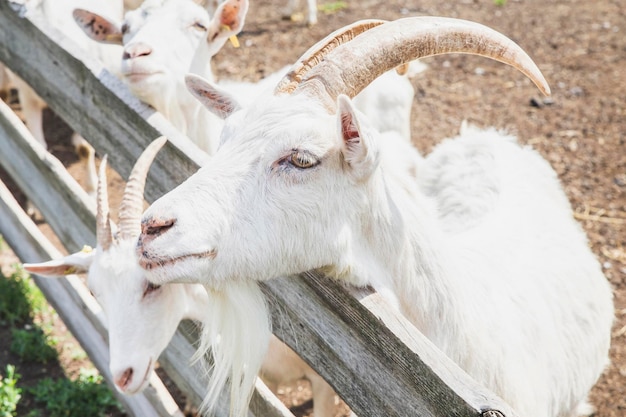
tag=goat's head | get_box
[137,16,550,288]
[73,0,248,104]
[21,138,192,396]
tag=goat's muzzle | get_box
[136,217,175,265]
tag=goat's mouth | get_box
[138,249,217,272]
[121,62,164,82]
[124,70,163,83]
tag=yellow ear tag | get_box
[221,24,240,48]
[64,266,77,275]
[82,245,93,253]
[229,35,240,48]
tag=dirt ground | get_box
[1,0,625,416]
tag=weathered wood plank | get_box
[0,1,519,416]
[0,98,96,253]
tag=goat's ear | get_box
[337,94,378,179]
[185,73,241,119]
[206,0,249,52]
[73,9,123,45]
[23,248,95,277]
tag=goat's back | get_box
[419,127,613,417]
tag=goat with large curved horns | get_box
[138,16,611,417]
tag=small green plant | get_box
[494,0,507,5]
[318,1,347,14]
[10,327,58,363]
[0,268,47,326]
[29,368,121,417]
[0,365,22,417]
[0,273,32,326]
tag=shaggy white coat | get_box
[139,91,614,417]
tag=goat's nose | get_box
[114,367,134,392]
[141,217,175,238]
[123,42,152,60]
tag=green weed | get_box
[318,1,347,14]
[28,368,121,417]
[10,327,58,363]
[0,365,21,417]
[0,268,47,326]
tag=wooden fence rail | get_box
[0,1,519,416]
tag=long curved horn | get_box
[274,19,388,94]
[96,155,113,251]
[117,137,168,241]
[287,17,550,111]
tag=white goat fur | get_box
[137,73,614,417]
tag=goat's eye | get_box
[192,21,207,31]
[121,23,129,34]
[143,281,162,297]
[288,150,319,169]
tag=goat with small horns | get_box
[23,137,345,416]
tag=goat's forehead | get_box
[127,0,208,28]
[140,0,196,13]
[88,243,145,293]
[224,95,335,146]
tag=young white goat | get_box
[135,17,614,417]
[74,0,249,155]
[75,2,420,154]
[23,137,348,417]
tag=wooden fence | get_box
[0,1,518,416]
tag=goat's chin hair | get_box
[193,281,271,417]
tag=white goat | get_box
[75,2,419,155]
[135,17,614,417]
[23,138,347,417]
[74,0,249,155]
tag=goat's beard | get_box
[193,281,271,417]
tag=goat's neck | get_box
[347,166,464,343]
[189,41,215,80]
[156,77,221,154]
